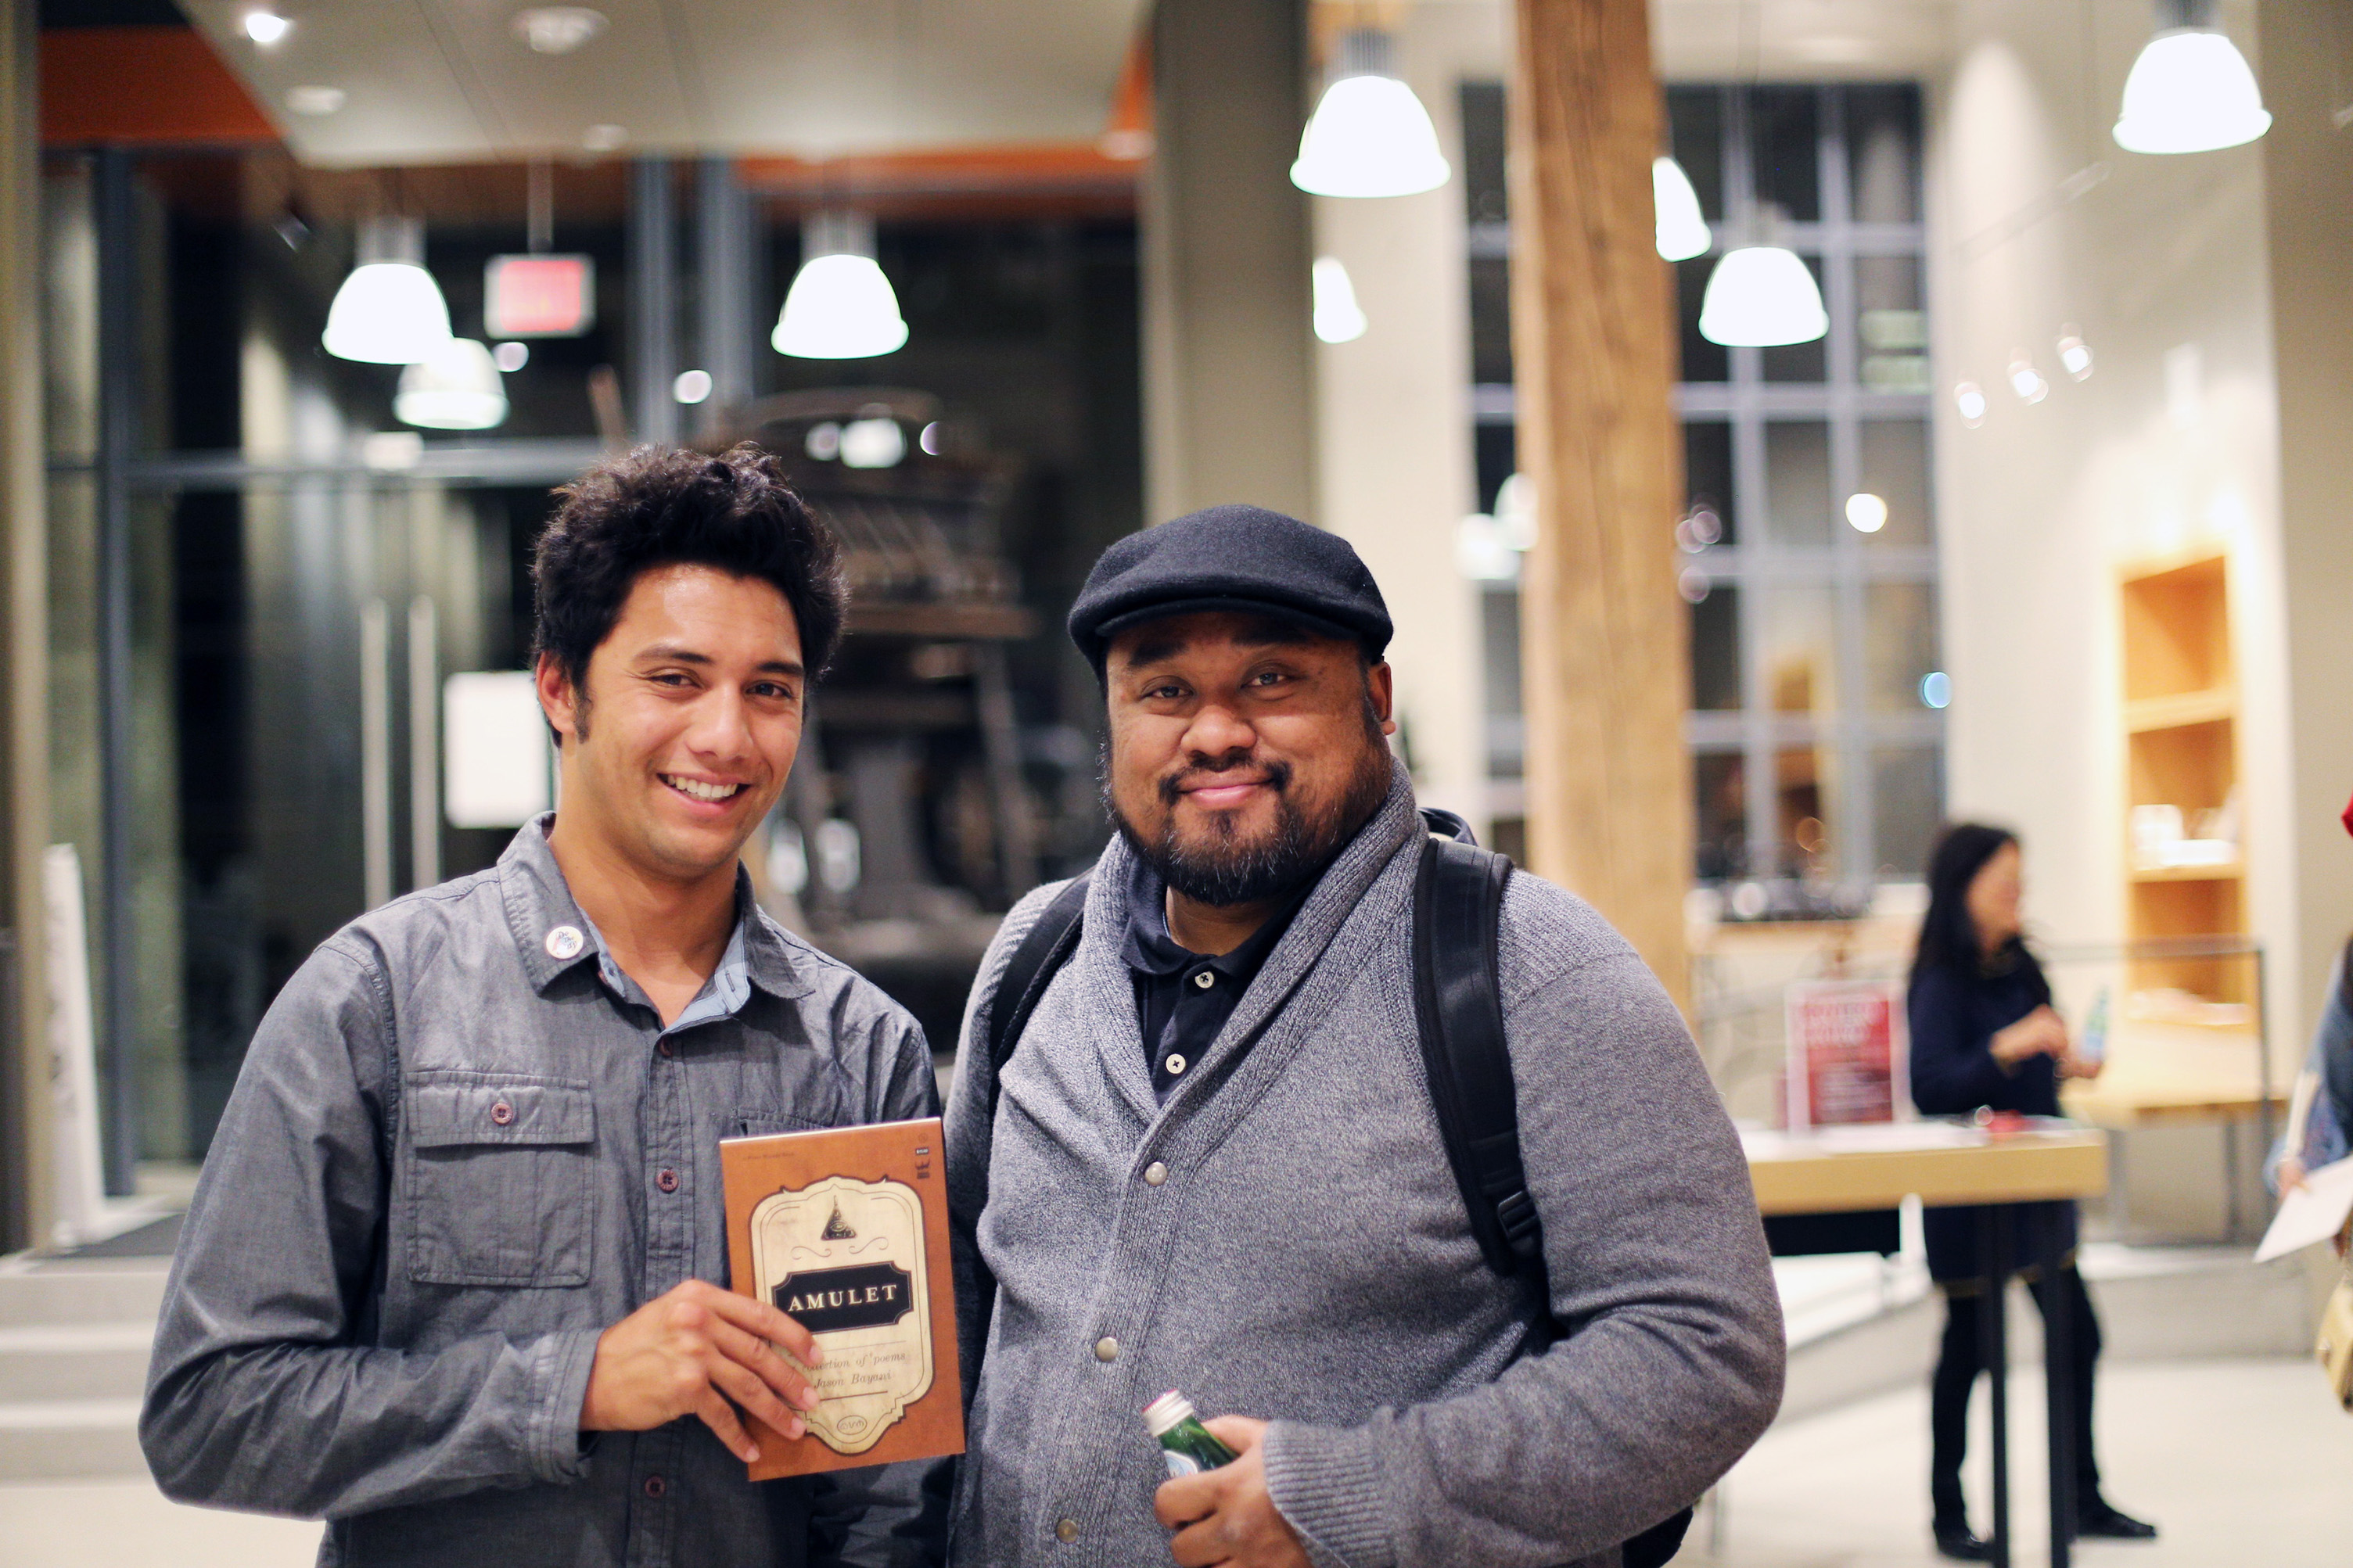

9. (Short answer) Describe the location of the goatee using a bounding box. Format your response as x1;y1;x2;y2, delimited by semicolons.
1108;743;1395;908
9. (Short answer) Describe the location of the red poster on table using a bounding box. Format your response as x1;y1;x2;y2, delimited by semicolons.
1784;980;1909;1131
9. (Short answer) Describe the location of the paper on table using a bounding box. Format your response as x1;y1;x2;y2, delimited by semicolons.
2254;1156;2353;1264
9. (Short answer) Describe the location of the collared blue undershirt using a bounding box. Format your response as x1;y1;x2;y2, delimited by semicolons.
577;905;754;1034
1119;854;1312;1103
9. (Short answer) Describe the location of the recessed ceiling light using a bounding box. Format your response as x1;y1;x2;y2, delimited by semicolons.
513;6;607;55
580;124;627;152
244;12;290;45
286;85;345;116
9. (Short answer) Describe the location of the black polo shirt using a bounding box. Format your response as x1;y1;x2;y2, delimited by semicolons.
1119;856;1312;1103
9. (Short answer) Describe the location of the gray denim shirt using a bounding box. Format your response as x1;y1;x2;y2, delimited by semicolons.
141;818;940;1568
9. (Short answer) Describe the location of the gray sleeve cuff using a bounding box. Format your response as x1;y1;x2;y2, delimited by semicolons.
524;1328;605;1485
1260;1419;1396;1568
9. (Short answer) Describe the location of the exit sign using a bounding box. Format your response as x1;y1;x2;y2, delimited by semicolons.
484;254;595;338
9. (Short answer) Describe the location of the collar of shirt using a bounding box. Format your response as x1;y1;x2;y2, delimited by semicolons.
497;813;811;1028
1118;851;1309;992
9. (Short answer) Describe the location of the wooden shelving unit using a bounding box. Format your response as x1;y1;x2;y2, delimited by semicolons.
2118;547;2245;1006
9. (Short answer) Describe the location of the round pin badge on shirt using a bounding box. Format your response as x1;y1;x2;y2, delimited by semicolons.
544;924;585;960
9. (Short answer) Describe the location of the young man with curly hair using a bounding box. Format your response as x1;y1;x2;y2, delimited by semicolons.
142;445;939;1567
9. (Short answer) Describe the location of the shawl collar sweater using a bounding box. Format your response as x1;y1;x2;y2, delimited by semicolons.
943;770;1784;1567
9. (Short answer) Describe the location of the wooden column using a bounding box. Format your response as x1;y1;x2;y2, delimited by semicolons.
1507;0;1690;1010
0;0;49;1249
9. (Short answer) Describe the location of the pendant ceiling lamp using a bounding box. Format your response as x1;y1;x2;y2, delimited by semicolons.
1312;257;1368;343
1697;210;1825;347
2112;0;2270;154
1290;29;1450;199
773;211;907;360
1652;156;1712;261
396;338;508;430
324;216;454;364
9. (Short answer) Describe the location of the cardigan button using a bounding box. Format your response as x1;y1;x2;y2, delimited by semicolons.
1143;1162;1168;1186
1055;1519;1080;1544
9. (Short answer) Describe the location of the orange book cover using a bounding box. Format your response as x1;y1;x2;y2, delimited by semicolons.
720;1116;964;1480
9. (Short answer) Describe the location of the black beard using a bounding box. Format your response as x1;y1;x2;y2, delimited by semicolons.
1106;743;1393;908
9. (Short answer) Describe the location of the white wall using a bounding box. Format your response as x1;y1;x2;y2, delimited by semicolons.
2257;0;2353;1060
1928;0;2303;1053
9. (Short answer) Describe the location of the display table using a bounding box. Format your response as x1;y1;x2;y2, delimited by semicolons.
1744;1124;2110;1568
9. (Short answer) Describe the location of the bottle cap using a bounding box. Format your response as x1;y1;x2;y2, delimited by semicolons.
1141;1390;1194;1437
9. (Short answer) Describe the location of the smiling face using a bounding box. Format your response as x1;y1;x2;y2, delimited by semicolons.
537;562;804;886
1104;609;1396;907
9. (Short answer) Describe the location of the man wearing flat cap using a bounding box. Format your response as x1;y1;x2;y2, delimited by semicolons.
943;504;1784;1567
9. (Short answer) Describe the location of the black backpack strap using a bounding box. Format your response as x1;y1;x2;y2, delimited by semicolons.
984;872;1093;1105
1410;830;1693;1568
1411;833;1539;1281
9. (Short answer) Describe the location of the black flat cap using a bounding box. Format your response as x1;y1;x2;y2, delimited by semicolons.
1067;504;1392;671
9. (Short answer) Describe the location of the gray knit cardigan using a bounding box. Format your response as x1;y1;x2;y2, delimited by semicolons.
943;771;1784;1567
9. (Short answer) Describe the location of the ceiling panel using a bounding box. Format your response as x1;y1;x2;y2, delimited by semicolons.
178;0;1147;166
1653;1;1958;80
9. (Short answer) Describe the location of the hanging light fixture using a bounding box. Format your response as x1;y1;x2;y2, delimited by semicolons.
2006;350;2050;404
323;216;454;364
1312;257;1368;343
1291;29;1450;199
2057;326;2096;381
394;338;508;430
1652;156;1712;261
1697;208;1826;347
773;212;907;360
2112;0;2271;154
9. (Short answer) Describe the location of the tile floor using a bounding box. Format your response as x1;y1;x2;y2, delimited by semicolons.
1687;1357;2353;1567
0;1358;2344;1566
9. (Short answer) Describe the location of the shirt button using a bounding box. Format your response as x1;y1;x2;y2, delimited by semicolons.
643;1474;667;1499
1191;970;1214;989
489;1100;515;1126
1164;1053;1188;1077
545;924;585;960
1093;1336;1119;1362
1055;1519;1080;1544
658;1039;674;1058
657;1168;680;1193
1143;1161;1168;1186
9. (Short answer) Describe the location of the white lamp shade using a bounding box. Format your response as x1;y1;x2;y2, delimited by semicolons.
1652;156;1712;261
395;338;507;430
1312;257;1367;343
1697;246;1828;347
2114;28;2271;153
323;260;453;364
1291;74;1451;199
773;253;908;360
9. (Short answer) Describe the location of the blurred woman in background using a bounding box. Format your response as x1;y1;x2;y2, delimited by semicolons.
1909;823;2157;1560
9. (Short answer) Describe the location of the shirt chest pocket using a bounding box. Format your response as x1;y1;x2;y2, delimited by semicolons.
404;1075;595;1288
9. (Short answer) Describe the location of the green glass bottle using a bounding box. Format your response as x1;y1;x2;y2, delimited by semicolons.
1142;1390;1238;1479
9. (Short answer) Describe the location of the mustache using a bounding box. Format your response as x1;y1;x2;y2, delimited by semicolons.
1156;751;1292;808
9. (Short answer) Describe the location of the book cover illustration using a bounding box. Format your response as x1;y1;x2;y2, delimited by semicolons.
720;1116;963;1479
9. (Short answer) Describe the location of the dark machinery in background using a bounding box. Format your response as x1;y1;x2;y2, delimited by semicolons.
728;388;1049;1052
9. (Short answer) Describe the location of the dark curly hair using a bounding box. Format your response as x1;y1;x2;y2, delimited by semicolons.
531;444;847;732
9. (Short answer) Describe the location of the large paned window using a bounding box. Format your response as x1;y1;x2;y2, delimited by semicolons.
1461;82;1943;895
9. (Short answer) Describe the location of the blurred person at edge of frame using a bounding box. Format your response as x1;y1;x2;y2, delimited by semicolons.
2265;789;2353;1253
1907;823;2158;1562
